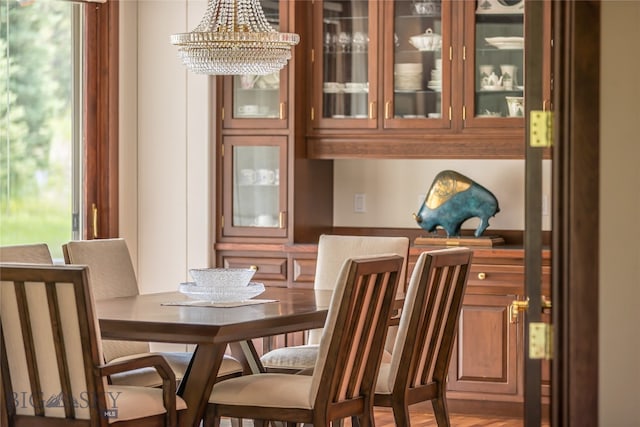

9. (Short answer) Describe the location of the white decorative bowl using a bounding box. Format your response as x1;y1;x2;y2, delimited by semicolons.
409;29;442;51
179;281;265;302
189;268;256;288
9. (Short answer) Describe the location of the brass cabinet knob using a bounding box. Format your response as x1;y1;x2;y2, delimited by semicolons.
249;265;258;271
477;272;486;280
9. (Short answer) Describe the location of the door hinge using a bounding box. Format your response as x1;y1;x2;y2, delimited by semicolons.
311;48;315;63
311;107;315;121
462;106;466;121
462;45;466;61
221;107;225;121
220;215;224;228
221;144;224;157
529;322;553;360
530;110;554;147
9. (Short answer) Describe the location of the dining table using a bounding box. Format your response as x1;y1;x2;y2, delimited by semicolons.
95;286;332;427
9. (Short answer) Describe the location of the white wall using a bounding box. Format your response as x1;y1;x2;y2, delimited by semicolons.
599;2;640;424
119;0;210;295
333;159;552;231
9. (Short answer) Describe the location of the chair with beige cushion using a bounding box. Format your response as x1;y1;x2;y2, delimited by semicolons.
0;263;187;426
260;234;410;373
204;254;404;427
62;238;243;387
0;242;54;264
367;247;473;427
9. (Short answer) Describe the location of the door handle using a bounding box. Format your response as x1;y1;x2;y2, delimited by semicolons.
511;297;553;323
510;298;529;323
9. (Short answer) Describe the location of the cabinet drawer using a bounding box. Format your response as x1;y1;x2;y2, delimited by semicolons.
221;256;287;285
468;264;524;286
291;257;316;287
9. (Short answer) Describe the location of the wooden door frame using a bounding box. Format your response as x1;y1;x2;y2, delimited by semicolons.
551;1;600;425
84;0;119;239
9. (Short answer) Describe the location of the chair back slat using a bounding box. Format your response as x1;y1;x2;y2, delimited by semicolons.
13;280;45;416
46;284;77;418
0;264;108;422
311;255;403;411
416;264;457;386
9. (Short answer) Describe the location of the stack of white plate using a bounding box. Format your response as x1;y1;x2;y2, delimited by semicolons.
427;60;442;92
394;63;423;91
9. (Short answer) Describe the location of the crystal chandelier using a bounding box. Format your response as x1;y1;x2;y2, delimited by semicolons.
170;0;300;75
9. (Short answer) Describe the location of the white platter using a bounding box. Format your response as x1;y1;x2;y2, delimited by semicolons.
179;281;265;302
485;36;524;50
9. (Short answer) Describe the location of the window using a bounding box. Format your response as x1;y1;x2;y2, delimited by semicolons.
1;0;118;259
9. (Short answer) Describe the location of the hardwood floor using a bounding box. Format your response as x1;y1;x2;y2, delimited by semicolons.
217;406;544;426
367;408;527;427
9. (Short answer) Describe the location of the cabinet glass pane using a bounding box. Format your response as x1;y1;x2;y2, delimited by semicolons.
322;0;369;119
393;0;442;119
232;0;281;119
474;4;524;118
232;146;280;228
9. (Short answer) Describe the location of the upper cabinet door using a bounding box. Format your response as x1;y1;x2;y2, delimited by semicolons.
222;0;290;129
221;135;288;239
311;0;379;129
462;0;525;128
382;0;453;129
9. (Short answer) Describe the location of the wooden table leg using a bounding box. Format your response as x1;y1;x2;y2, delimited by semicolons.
229;340;265;374
177;344;226;427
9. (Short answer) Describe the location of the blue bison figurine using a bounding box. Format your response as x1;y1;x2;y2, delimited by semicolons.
413;170;500;237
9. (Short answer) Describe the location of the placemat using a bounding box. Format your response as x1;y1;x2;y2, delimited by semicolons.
161;299;277;308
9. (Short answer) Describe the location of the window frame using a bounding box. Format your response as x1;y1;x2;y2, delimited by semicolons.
84;0;118;239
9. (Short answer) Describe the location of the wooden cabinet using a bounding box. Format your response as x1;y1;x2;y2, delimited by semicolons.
215;0;334;245
448;293;520;397
305;0;551;159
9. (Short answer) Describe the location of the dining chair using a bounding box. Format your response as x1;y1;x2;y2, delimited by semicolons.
0;263;187;426
203;254;404;427
62;238;243;387
0;243;55;427
365;247;473;427
260;234;410;373
0;242;54;264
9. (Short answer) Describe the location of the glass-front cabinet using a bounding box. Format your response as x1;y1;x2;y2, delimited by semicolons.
221;135;287;238
383;0;451;129
310;0;530;134
222;0;289;129
463;0;525;128
311;0;378;129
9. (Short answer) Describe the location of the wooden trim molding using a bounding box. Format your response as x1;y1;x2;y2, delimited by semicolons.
84;0;119;238
552;0;600;425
